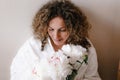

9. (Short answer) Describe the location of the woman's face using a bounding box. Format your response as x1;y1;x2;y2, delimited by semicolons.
48;17;69;47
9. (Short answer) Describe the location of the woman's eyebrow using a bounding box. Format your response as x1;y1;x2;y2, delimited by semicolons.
48;26;66;29
48;26;53;29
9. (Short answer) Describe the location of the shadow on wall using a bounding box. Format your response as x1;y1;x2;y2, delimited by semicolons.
73;0;120;80
89;18;120;80
85;6;120;80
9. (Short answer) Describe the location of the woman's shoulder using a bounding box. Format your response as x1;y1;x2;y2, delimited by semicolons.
21;36;42;51
86;38;97;55
26;36;42;46
10;37;43;80
14;36;42;61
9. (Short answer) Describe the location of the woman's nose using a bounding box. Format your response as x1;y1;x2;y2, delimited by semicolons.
54;31;60;39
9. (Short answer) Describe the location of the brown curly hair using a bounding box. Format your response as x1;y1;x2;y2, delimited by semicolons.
32;0;91;51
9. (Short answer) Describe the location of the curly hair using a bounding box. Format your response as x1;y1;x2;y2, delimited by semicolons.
32;0;91;51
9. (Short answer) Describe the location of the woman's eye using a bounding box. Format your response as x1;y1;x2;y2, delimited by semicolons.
59;29;66;32
48;28;54;31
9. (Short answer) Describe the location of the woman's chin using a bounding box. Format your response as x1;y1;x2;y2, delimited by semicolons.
54;42;64;46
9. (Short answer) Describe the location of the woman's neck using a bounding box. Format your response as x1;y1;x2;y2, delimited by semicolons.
54;45;62;51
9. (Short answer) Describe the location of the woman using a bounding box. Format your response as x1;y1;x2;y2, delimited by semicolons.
10;0;101;80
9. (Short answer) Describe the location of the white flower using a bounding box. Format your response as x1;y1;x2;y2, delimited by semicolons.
62;44;71;53
32;50;73;80
32;44;88;80
62;44;86;57
62;44;87;64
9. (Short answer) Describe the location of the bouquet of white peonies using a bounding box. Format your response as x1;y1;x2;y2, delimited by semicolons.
32;44;88;80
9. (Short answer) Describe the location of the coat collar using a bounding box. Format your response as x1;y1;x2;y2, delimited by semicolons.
45;37;56;54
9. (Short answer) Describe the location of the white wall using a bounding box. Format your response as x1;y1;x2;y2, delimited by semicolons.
0;0;120;80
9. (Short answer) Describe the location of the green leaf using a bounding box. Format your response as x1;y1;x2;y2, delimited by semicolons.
66;69;77;80
84;55;88;64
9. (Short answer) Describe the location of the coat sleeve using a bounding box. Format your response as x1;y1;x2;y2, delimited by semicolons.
10;41;31;80
10;38;40;80
74;39;102;80
82;44;101;80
